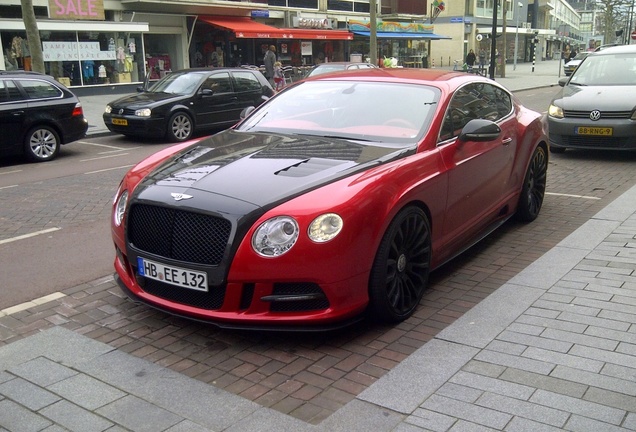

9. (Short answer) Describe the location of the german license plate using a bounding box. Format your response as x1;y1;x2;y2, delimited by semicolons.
576;126;612;136
137;257;208;292
112;118;128;126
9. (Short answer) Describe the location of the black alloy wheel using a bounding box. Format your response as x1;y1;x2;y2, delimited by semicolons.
368;206;431;323
25;125;60;162
516;145;548;222
166;112;193;142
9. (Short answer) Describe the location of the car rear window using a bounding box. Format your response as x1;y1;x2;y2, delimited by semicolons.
19;79;63;100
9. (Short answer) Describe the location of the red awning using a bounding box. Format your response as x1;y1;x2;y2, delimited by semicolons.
198;16;353;40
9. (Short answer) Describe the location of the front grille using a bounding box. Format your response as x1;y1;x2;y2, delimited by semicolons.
138;276;225;310
550;133;633;149
113;108;137;116
563;110;633;119
128;204;232;266
269;283;330;312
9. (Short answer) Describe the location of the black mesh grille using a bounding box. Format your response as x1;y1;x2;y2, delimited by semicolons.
128;204;232;265
270;283;330;312
138;275;225;310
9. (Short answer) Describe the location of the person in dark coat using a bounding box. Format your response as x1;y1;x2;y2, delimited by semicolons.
466;49;476;68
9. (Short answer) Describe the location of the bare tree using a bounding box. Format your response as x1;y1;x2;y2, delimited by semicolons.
21;0;44;73
596;0;632;42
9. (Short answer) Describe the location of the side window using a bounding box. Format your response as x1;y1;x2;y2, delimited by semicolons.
232;71;261;92
0;79;24;103
439;83;510;142
204;72;233;94
19;79;62;100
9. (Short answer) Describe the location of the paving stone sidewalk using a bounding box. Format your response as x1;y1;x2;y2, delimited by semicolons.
1;181;634;431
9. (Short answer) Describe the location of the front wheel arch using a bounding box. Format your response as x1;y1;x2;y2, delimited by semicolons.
367;205;432;323
165;110;194;142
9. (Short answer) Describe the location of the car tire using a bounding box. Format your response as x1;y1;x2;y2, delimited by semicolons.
368;206;431;323
516;145;548;222
549;146;566;154
166;112;193;142
24;125;60;162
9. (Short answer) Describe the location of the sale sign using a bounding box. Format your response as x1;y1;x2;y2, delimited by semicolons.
48;0;105;21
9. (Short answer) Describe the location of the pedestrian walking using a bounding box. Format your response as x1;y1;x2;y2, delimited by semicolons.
466;49;476;68
263;45;277;86
478;48;486;69
421;47;429;68
273;61;284;91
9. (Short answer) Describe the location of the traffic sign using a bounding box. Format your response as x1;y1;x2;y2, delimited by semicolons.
631;30;636;40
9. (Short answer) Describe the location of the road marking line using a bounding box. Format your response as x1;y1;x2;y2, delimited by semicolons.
0;170;22;175
80;153;130;162
0;292;66;317
99;147;141;154
76;141;127;150
0;185;19;190
546;192;601;200
0;227;61;245
85;164;135;174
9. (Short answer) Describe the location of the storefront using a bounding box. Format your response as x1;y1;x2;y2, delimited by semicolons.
348;19;451;67
191;16;353;68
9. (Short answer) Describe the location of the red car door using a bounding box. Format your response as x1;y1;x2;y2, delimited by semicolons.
438;83;517;254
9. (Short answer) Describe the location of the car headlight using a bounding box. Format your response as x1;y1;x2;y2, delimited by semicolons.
631;111;636;121
135;108;152;117
308;213;343;243
105;105;112;114
114;190;128;227
548;104;564;119
252;216;299;257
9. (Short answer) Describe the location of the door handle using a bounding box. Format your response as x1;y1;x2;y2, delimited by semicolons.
502;137;513;146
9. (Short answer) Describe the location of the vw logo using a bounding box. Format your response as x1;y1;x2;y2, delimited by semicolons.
589;110;601;121
171;193;193;201
118;108;124;115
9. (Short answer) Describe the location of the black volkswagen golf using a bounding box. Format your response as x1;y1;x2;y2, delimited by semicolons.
103;68;274;142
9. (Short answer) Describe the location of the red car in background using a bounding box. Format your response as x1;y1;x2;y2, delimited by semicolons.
111;69;548;330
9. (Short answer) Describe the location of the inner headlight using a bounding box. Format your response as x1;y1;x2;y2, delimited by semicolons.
135;108;152;117
252;216;299;257
114;190;128;227
105;105;112;114
308;213;343;243
548;104;564;119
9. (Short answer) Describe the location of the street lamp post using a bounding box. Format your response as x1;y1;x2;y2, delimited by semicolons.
513;2;523;71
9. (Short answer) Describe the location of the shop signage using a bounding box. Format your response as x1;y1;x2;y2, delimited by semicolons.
348;19;434;34
297;18;332;29
42;41;115;61
251;10;269;18
48;0;105;21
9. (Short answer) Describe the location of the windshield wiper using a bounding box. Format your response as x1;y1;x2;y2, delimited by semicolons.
568;81;587;86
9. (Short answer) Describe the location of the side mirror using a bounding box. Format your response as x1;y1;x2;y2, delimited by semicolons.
558;77;569;87
136;86;144;93
201;88;214;96
241;106;256;119
458;119;501;142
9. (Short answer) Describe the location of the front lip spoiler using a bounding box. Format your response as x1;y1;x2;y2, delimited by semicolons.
114;274;365;333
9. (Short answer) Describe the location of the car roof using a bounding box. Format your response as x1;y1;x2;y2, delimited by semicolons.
306;67;495;92
590;44;636;56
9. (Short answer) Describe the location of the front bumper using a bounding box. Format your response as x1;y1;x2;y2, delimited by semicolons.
103;114;166;138
548;117;636;151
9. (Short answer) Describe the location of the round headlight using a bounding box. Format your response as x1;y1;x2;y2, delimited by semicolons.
308;213;343;243
114;190;128;227
105;105;112;114
252;216;299;257
548;104;563;119
135;108;152;117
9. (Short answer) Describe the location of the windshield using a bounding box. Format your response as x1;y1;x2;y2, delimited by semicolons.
308;65;347;77
148;71;206;95
236;81;439;145
569;52;636;86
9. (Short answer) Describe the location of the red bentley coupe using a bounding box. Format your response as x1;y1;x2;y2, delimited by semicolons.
111;68;548;330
